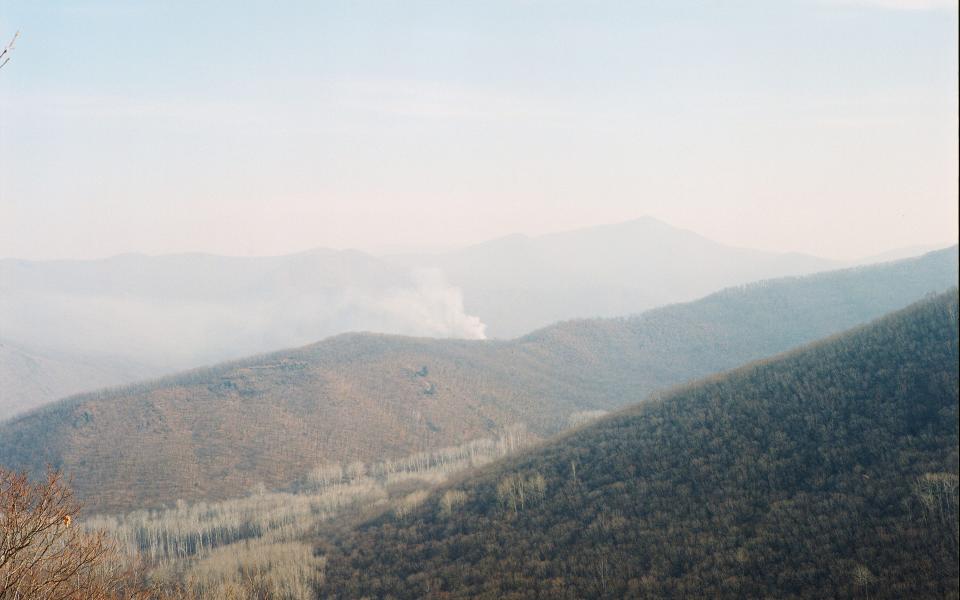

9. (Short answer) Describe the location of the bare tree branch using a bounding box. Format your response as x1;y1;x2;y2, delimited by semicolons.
0;30;20;71
0;466;154;599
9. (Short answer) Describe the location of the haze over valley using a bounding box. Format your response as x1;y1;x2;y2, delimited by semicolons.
2;217;949;420
0;1;957;598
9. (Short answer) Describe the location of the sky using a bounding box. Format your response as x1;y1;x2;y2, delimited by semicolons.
0;0;957;261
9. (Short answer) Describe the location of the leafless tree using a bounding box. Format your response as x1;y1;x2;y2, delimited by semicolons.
0;467;148;599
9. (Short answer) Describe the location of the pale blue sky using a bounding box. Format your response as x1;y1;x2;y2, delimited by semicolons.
1;0;957;260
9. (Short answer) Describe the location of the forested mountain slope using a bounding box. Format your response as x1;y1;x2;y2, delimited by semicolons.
320;289;960;600
0;248;955;512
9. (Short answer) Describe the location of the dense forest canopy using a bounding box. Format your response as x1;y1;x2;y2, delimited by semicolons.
320;290;960;599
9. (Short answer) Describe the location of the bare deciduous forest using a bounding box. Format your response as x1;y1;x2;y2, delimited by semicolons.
77;425;535;598
0;249;955;513
318;291;960;599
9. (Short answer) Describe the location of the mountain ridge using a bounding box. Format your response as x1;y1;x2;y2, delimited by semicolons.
2;218;943;418
0;247;955;512
387;216;844;338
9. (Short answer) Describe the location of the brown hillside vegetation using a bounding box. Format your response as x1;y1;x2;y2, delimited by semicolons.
320;289;960;599
0;248;956;512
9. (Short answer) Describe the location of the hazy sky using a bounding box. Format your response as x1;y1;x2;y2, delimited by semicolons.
1;0;957;261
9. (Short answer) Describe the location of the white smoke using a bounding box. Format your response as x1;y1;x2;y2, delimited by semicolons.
0;260;488;377
375;269;487;340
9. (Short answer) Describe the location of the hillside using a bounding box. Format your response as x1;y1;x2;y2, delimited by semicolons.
1;218;841;416
0;248;488;419
0;248;955;512
320;290;960;600
389;216;841;338
0;340;159;420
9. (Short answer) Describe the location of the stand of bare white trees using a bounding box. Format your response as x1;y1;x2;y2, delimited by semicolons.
913;472;959;560
80;422;542;598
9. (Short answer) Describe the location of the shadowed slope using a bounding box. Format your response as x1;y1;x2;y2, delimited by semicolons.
321;289;960;599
